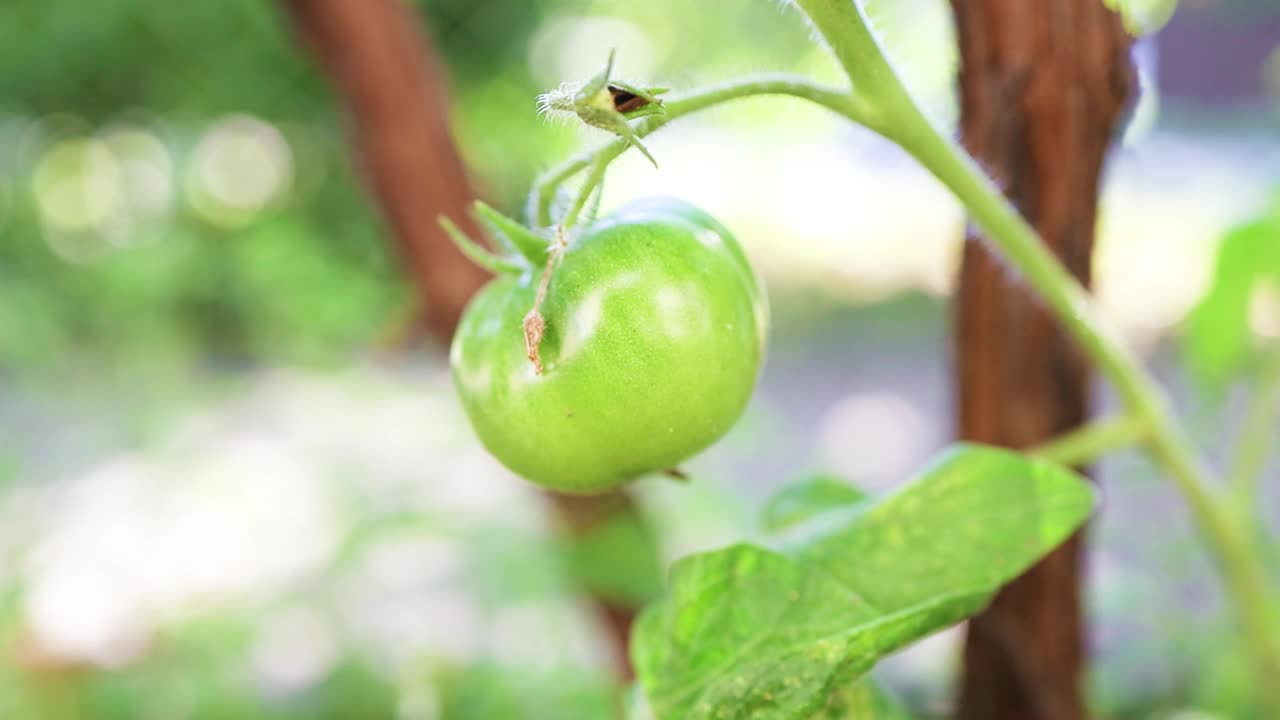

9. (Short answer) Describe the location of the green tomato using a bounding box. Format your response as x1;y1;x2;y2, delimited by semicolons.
450;198;768;494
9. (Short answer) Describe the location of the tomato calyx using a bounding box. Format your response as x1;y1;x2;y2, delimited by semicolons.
438;215;524;276
536;50;667;168
474;200;549;266
437;201;551;276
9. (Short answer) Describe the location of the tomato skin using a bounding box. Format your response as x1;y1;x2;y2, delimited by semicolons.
450;198;768;494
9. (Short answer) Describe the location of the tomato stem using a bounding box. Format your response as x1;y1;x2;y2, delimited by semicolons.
790;0;1280;709
880;91;1280;712
561;155;610;229
528;75;866;228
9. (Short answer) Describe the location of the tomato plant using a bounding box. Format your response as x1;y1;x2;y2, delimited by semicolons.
433;0;1280;717
448;198;768;494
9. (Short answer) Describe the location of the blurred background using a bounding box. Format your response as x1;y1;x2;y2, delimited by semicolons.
1;0;1278;717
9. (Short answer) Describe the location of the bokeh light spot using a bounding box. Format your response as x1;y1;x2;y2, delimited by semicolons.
32;137;122;234
101;125;174;226
818;391;928;487
187;114;293;227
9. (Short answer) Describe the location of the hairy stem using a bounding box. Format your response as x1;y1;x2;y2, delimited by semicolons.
560;155;609;229
790;0;1280;710
529;75;866;227
884;81;1280;715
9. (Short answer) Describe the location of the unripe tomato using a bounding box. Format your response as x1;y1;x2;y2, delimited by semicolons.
450;198;768;494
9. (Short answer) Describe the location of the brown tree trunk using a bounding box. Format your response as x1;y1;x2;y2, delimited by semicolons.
949;3;1134;719
281;0;647;679
281;0;487;339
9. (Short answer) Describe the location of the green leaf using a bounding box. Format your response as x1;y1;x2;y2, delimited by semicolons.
633;445;1094;720
1184;216;1280;389
810;679;914;720
1102;0;1178;36
636;543;971;720
762;474;869;533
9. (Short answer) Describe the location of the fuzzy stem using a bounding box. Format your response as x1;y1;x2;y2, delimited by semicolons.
790;0;1280;709
864;69;1280;716
561;155;610;229
529;74;867;227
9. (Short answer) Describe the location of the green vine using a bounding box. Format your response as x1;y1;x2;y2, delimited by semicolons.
527;75;867;228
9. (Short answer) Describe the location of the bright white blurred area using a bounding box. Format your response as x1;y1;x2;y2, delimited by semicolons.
27;107;1274;349
601;116;1278;354
2;367;621;681
15;14;1276;349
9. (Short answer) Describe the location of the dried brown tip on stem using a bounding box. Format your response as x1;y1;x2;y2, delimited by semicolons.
609;85;656;114
523;309;546;375
664;468;690;482
522;229;565;376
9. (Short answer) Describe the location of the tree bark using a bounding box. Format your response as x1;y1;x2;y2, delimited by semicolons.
949;3;1134;719
281;0;648;679
281;0;487;339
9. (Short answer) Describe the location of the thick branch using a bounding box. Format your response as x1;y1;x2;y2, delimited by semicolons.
947;3;1133;719
280;0;655;680
282;0;488;338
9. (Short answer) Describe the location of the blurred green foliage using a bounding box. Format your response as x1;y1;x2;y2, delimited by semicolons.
1182;194;1280;390
434;663;617;719
0;0;833;388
